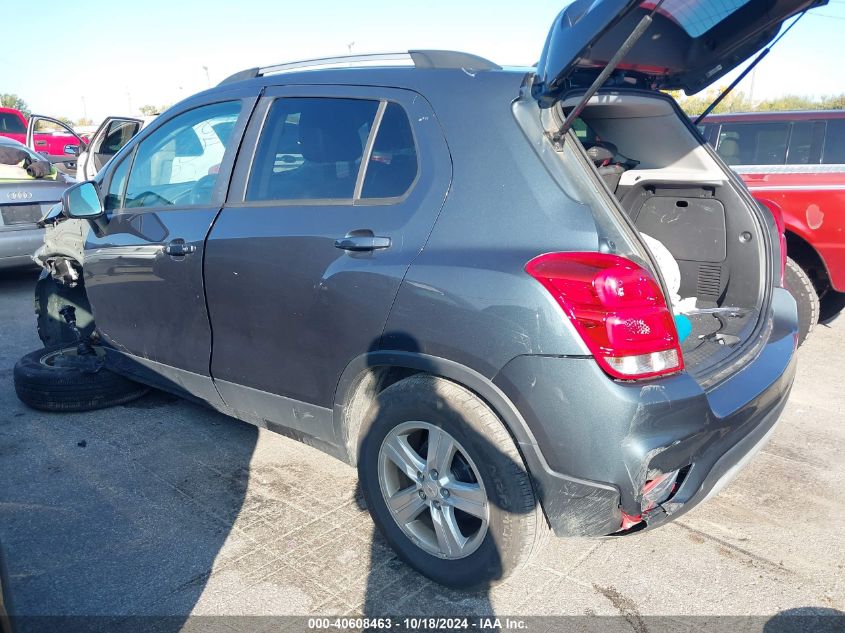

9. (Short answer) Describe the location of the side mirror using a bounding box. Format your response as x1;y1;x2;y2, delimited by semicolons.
64;144;80;156
62;182;104;219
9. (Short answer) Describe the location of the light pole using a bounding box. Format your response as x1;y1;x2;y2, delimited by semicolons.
202;65;210;87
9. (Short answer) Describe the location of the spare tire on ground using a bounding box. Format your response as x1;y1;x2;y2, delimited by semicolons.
13;346;148;412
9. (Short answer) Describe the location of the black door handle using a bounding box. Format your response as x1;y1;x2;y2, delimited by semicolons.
164;239;196;256
334;233;391;252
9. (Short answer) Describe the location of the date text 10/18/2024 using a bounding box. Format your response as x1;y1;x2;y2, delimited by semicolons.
308;617;529;630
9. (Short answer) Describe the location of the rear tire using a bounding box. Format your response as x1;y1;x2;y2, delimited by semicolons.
357;374;548;588
784;257;819;346
14;346;149;412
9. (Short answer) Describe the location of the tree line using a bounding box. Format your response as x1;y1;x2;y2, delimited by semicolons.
4;90;845;127
669;89;845;116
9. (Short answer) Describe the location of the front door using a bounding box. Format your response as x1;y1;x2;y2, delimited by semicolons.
83;94;255;403
82;117;143;180
204;85;451;436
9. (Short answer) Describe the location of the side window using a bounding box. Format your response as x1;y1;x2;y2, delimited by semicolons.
823;119;845;164
701;124;719;146
717;122;789;166
360;103;418;199
247;97;379;202
786;122;814;165
104;155;130;212
572;118;597;143
123;101;240;209
96;120;141;157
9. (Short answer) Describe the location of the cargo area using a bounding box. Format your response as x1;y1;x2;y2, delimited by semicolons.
563;92;769;375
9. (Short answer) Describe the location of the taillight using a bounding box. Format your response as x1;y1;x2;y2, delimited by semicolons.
526;252;683;380
758;198;787;286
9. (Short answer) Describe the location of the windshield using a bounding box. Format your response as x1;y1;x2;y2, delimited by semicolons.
643;0;751;37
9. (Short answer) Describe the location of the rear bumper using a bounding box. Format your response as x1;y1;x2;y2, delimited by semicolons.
0;226;42;269
493;287;798;537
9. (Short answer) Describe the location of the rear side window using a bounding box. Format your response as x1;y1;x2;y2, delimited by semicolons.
360;103;418;199
786;121;814;165
823;119;845;164
247;98;379;201
246;98;419;203
717;122;789;165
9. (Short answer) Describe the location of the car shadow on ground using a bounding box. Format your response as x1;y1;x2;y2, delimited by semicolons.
2;393;259;633
0;269;259;632
2;270;518;628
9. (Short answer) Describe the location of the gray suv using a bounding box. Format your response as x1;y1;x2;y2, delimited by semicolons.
18;0;817;588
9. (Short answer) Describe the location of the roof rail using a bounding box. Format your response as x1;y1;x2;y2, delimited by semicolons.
217;50;500;86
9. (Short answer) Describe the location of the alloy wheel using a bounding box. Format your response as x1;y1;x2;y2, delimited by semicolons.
377;421;489;560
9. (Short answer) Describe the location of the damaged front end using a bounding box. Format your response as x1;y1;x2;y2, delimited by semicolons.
33;211;97;349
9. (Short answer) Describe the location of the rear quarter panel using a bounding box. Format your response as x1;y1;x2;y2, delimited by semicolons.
741;169;845;290
383;72;599;376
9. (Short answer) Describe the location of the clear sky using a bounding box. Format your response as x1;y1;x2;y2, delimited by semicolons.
3;0;845;122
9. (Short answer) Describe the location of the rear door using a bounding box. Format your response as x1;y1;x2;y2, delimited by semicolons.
82;92;256;404
204;85;451;432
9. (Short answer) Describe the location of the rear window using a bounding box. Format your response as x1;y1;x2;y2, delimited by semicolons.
644;0;750;37
823;119;845;164
0;112;26;134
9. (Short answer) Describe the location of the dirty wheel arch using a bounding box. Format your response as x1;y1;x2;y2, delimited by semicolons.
35;267;97;348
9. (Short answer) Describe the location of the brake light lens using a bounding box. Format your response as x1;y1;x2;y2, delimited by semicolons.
526;252;683;380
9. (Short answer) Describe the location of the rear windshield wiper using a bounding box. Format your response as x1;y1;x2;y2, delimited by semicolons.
554;0;666;141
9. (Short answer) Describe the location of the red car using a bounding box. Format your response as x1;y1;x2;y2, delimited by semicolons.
0;108;84;165
699;110;845;343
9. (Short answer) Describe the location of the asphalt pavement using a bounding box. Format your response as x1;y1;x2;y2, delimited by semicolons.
0;267;843;632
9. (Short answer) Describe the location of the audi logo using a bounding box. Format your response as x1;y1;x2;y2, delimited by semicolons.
7;191;33;200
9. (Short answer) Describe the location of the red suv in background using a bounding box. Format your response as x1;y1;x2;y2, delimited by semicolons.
699;110;845;343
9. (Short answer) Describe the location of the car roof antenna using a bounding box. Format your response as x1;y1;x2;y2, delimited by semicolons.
553;0;667;142
694;11;807;126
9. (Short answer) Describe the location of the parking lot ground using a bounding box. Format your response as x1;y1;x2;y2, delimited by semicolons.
1;267;844;628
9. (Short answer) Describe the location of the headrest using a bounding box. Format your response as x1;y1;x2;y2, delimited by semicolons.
719;139;739;154
719;138;740;164
298;101;369;163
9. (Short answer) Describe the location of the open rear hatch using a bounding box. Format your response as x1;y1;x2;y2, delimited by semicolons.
530;0;825;378
534;0;828;105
